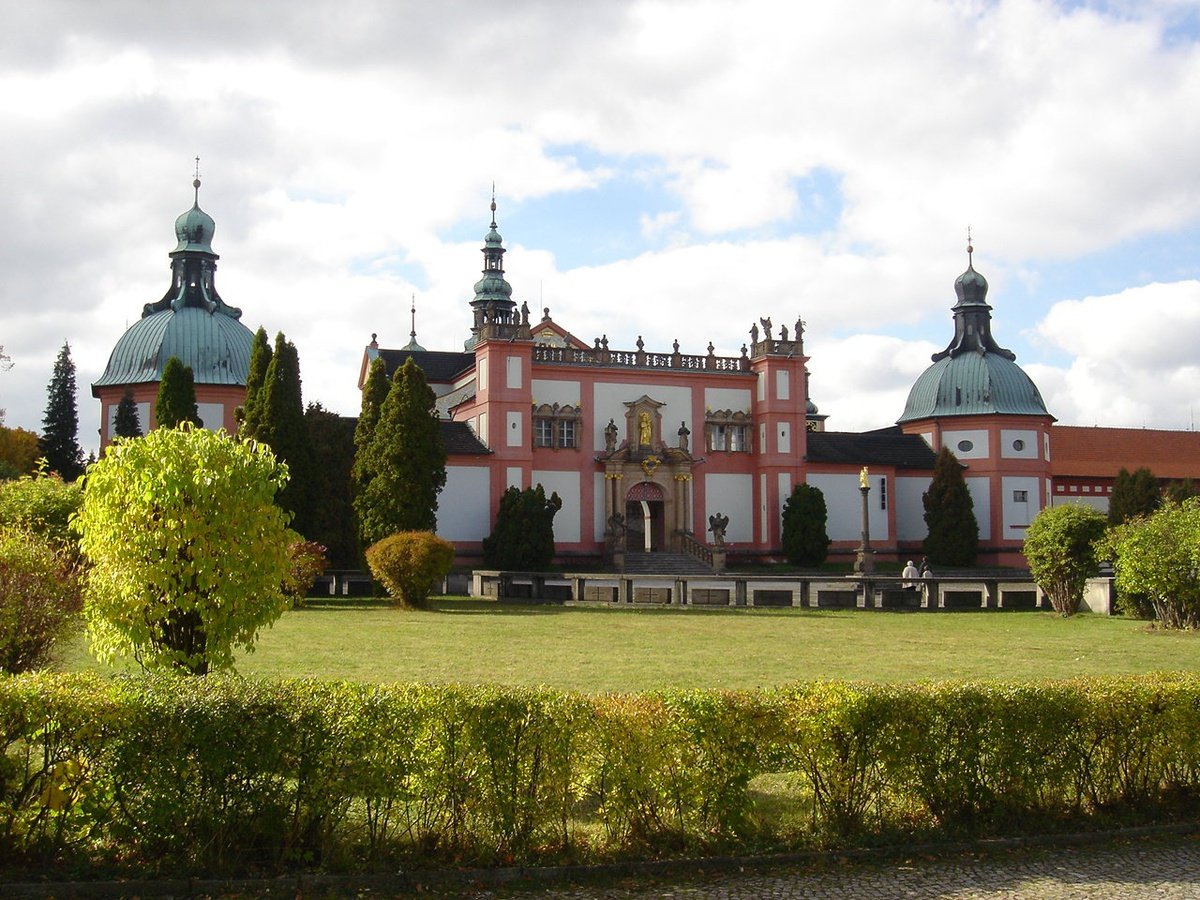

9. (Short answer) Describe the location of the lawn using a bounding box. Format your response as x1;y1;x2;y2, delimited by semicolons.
54;597;1200;691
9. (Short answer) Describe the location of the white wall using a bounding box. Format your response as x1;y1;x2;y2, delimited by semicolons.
532;470;582;542
1001;475;1042;539
704;387;752;413
807;473;888;542
594;473;607;541
107;401;150;439
506;355;522;389
1000;429;1040;460
895;475;930;541
532;378;581;406
944;429;990;460
966;476;992;540
505;410;522;447
705;473;754;544
591;382;693;451
439;466;492;542
197;402;223;431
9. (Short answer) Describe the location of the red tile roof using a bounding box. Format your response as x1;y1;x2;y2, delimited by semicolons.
1052;426;1200;480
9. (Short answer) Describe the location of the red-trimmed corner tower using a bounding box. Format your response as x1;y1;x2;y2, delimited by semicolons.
92;176;254;447
897;244;1054;567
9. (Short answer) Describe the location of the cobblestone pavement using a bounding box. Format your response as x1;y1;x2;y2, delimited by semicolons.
444;833;1200;899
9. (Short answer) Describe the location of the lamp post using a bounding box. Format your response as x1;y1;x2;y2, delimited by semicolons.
854;466;876;574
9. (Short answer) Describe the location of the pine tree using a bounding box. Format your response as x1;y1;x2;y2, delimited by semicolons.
155;357;201;429
305;402;359;568
257;334;315;535
1109;466;1161;525
354;358;447;545
781;483;831;566
238;326;272;438
922;446;978;567
113;389;143;439
39;341;84;480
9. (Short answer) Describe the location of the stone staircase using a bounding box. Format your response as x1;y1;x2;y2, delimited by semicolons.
621;552;713;575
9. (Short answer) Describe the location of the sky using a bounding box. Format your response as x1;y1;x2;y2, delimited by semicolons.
3;0;1200;454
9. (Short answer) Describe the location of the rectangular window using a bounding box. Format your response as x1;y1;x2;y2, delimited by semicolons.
711;425;727;451
879;477;887;510
730;425;746;452
1013;489;1028;502
557;419;576;448
534;418;553;447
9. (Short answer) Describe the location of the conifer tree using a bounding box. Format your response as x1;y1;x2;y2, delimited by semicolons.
482;485;562;570
305;402;359;568
238;326;272;438
354;358;446;545
155;357;201;429
257;334;315;535
113;389;143;439
352;356;390;505
781;483;831;566
1108;466;1161;525
922;446;978;567
39;341;84;480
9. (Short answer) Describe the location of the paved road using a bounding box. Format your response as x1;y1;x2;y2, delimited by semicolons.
444;832;1200;899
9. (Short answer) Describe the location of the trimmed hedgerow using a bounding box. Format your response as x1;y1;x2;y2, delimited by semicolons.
0;673;1198;876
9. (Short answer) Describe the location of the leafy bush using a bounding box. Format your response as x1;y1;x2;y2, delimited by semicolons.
74;425;292;675
1105;498;1200;629
0;527;81;672
282;538;327;604
0;469;83;551
365;531;454;609
1;674;1198;874
1024;504;1108;616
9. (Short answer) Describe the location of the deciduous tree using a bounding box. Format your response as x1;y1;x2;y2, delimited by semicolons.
1024;504;1107;616
781;483;831;566
922;447;978;567
0;425;40;479
75;425;292;675
39;342;84;480
354;358;446;545
1105;498;1200;629
155;356;201;429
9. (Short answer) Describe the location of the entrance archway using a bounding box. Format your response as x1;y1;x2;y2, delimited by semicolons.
625;481;665;552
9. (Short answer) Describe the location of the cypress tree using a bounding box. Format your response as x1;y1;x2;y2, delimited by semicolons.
482;485;562;570
922;446;979;567
257;334;315;535
239;326;272;439
354;358;446;545
155;357;201;429
781;483;831;566
39;341;84;480
113;389;143;439
352;357;390;501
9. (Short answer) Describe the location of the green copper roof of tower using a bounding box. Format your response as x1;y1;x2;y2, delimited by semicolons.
93;178;254;391
897;248;1052;423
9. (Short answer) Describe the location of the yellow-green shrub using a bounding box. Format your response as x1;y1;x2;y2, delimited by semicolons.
365;531;454;609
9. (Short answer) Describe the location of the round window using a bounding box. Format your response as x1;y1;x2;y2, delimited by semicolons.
1013;439;1025;451
957;439;974;452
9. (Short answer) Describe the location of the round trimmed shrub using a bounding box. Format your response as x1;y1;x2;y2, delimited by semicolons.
365;531;454;609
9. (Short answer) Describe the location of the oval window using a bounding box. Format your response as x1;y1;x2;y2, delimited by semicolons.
956;439;974;452
1013;439;1025;451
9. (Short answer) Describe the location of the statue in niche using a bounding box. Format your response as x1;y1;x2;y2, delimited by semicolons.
604;418;618;452
708;512;730;547
678;421;690;452
638;411;652;447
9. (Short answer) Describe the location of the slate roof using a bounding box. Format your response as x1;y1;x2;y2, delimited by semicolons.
342;416;490;457
1052;426;1200;480
377;349;474;383
806;427;939;470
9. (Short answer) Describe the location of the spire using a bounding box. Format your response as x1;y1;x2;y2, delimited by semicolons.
930;236;1015;362
401;293;426;352
465;191;517;348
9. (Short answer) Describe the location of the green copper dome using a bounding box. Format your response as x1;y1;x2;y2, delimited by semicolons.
93;178;254;391
898;248;1051;423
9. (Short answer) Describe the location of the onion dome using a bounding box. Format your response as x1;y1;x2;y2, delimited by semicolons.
465;194;518;349
93;177;254;391
898;244;1051;423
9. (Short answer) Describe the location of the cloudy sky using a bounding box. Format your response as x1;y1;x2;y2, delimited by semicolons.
4;0;1200;453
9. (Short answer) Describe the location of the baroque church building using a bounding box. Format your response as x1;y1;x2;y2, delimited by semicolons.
360;202;1055;568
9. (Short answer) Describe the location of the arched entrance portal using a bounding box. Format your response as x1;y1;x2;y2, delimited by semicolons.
625;481;665;552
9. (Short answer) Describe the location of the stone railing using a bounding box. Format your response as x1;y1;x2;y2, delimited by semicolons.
677;531;716;571
533;343;748;373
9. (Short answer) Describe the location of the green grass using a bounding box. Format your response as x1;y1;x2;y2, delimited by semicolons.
53;598;1200;692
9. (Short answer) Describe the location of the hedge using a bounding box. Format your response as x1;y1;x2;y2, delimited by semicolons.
1;673;1198;876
